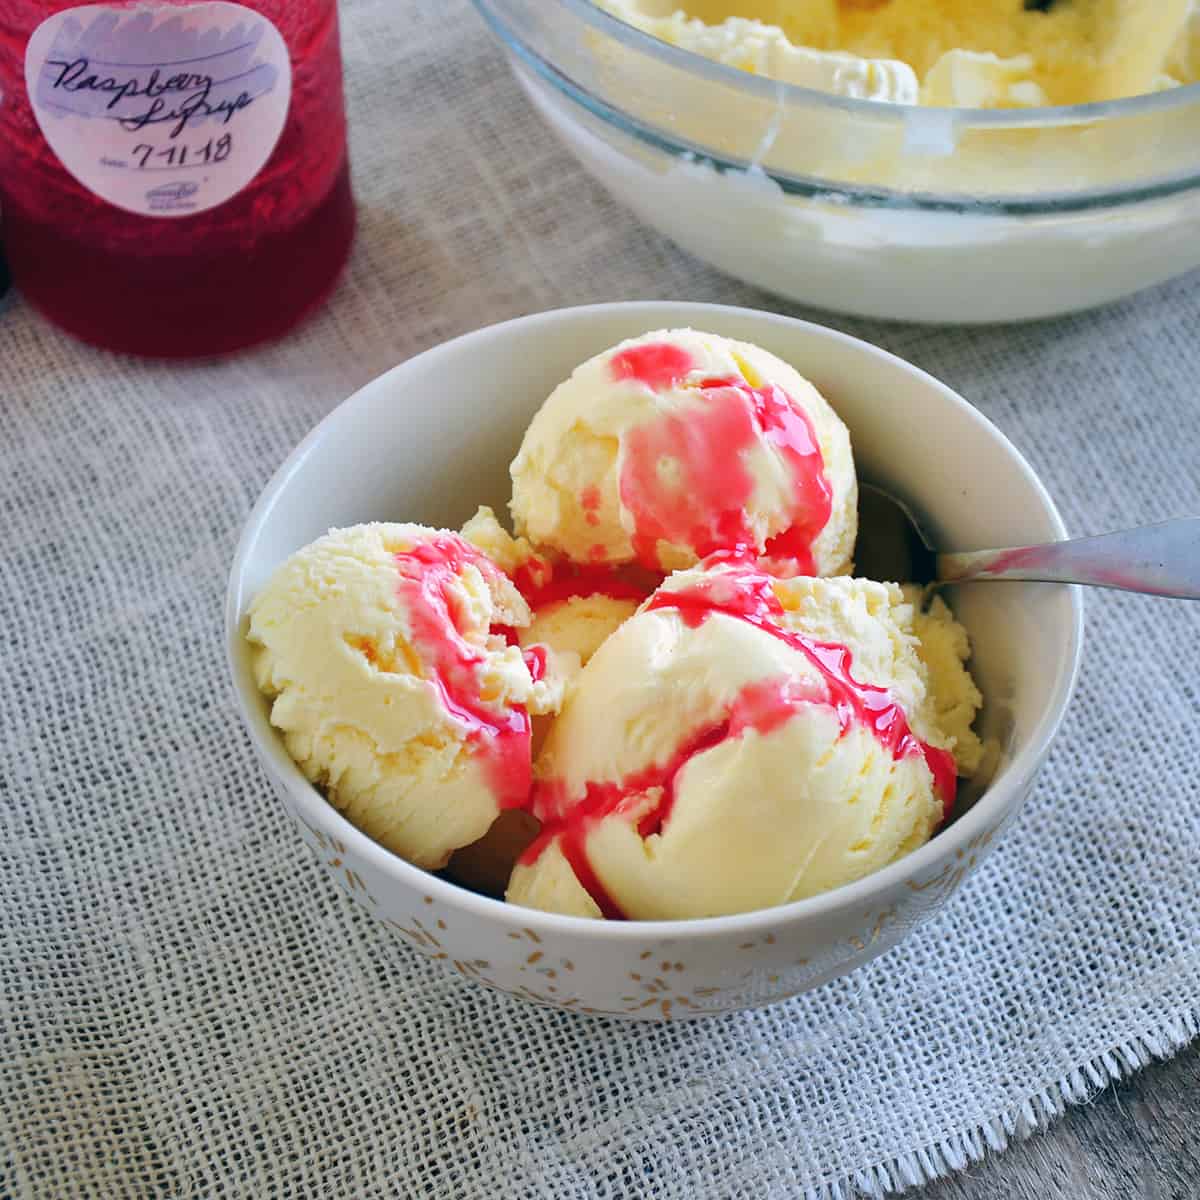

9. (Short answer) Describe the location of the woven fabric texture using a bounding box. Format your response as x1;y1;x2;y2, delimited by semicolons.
3;2;1199;1196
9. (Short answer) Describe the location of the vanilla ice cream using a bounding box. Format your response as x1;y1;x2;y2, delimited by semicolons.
599;0;1198;106
510;329;857;578
599;8;919;101
462;505;646;669
246;523;565;870
507;559;981;920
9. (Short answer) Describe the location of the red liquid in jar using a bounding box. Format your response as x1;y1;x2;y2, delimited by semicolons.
0;0;355;357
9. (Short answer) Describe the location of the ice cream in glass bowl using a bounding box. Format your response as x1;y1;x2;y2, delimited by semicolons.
468;0;1200;323
227;301;1082;1019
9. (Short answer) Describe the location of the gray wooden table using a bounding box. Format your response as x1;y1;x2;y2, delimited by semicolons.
919;1041;1199;1199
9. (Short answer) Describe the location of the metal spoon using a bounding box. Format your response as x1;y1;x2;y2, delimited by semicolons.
856;484;1200;599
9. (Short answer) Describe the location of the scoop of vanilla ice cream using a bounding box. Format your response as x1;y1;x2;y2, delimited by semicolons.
462;505;639;668
520;595;639;667
510;329;856;577
507;561;980;920
247;523;564;870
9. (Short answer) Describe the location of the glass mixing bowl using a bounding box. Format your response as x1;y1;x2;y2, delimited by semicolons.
471;0;1200;322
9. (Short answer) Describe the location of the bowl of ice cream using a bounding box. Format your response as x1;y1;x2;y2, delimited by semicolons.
469;0;1200;323
227;301;1082;1018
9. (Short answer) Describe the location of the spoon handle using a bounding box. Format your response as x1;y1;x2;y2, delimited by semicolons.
937;518;1200;599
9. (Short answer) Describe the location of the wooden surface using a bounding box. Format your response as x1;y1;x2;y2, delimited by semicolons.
919;1040;1199;1200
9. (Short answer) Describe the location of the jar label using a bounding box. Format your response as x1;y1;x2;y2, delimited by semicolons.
24;2;292;218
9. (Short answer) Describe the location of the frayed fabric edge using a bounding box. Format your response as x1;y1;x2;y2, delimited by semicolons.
804;1009;1200;1200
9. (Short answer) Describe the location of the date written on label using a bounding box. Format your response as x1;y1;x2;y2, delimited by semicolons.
132;133;233;169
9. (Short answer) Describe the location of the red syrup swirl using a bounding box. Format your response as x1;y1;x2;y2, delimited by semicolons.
648;559;957;814
522;643;549;683
513;557;660;613
610;345;833;574
522;676;817;920
393;535;537;810
580;485;602;527
610;341;696;390
523;557;957;919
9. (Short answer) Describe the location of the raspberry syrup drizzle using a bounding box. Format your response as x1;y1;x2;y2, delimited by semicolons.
394;535;536;809
611;344;833;573
580;485;603;527
523;677;813;920
611;341;696;390
647;559;957;813
525;558;957;919
522;643;549;683
513;557;659;613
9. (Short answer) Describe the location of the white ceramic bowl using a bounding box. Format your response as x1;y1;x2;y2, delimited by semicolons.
227;302;1083;1020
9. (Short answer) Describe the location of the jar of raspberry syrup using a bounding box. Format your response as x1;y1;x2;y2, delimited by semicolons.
0;0;355;356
